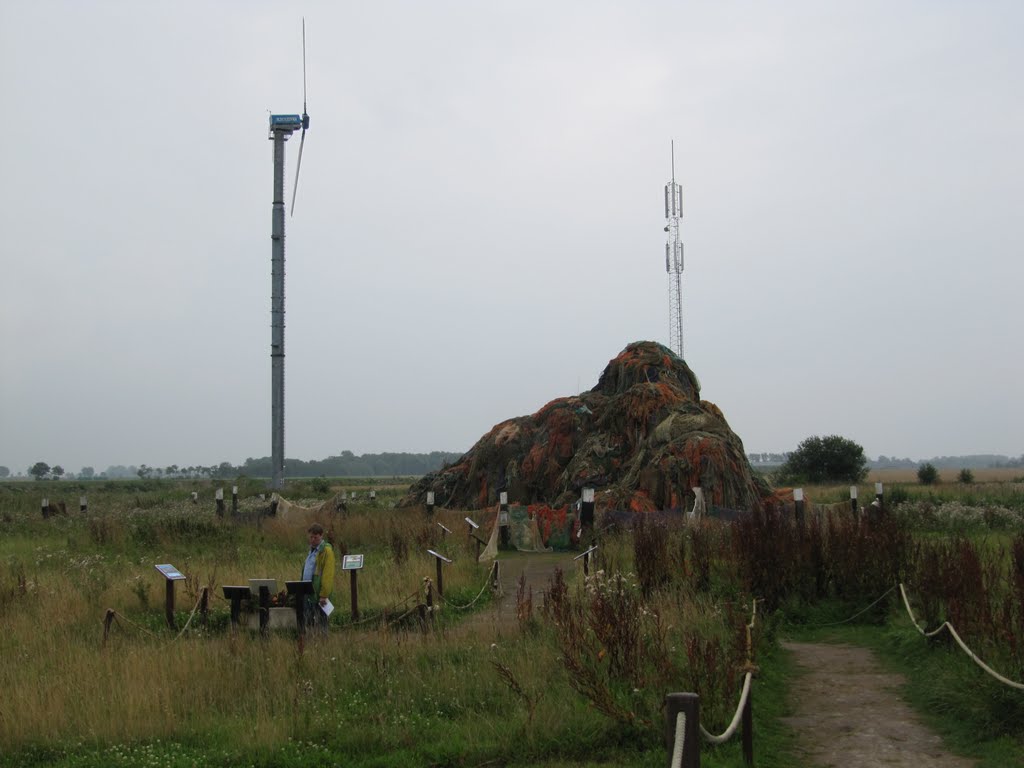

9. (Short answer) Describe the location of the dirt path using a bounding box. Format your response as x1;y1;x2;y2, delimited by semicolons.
459;552;577;631
781;641;976;767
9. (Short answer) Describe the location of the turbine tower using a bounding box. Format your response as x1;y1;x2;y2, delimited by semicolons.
268;21;310;490
664;140;684;358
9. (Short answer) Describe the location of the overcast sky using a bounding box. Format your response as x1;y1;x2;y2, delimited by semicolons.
1;1;1021;474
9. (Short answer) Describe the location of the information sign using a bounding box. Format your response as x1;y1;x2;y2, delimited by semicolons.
573;545;599;561
342;554;364;571
427;549;452;564
155;564;186;580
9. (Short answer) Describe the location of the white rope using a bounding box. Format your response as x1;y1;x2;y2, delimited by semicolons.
171;591;206;642
804;585;896;628
670;711;687;768
898;584;948;638
438;568;495;610
699;672;752;744
899;583;1024;691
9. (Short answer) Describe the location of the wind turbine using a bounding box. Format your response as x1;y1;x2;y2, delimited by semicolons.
268;19;310;490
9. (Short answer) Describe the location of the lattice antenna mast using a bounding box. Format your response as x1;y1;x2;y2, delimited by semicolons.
664;140;684;358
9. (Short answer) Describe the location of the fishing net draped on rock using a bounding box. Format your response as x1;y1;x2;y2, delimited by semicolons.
402;341;771;513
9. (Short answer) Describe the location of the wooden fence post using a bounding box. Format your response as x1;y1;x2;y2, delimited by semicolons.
665;692;700;768
426;491;435;517
794;488;804;529
499;492;510;549
103;609;115;646
80;495;88;514
41;497;49;519
215;488;225;517
849;485;858;516
581;487;595;535
232;485;239;515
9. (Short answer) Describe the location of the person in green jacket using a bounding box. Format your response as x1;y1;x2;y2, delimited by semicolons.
302;522;335;633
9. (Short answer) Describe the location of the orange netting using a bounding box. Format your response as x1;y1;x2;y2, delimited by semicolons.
402;341;771;516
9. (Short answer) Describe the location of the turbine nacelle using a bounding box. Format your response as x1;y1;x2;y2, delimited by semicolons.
269;114;303;137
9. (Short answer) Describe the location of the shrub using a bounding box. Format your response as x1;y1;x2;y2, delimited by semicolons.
777;435;868;484
958;468;975;484
918;463;939;485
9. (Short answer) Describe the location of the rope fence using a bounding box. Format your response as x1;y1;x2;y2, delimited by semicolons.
801;585;897;628
898;583;1024;691
437;562;499;610
699;672;753;745
667;598;759;766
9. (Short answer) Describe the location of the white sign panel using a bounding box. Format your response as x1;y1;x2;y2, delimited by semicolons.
342;554;364;571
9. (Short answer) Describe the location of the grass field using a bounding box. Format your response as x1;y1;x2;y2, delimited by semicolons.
0;481;773;768
2;477;1022;767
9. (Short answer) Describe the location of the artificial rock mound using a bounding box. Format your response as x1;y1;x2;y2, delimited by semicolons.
403;341;770;513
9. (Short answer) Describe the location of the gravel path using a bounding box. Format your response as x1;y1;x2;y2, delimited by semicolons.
781;641;976;767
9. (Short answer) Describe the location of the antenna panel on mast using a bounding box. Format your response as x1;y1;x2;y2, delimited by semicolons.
663;140;685;359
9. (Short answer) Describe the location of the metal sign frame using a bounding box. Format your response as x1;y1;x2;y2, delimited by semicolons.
342;554;365;571
573;545;599;561
427;549;452;564
155;564;186;580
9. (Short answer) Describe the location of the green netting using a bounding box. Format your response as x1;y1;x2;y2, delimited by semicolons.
402;341;772;514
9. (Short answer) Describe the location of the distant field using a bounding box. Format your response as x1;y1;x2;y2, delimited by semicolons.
867;467;1024;484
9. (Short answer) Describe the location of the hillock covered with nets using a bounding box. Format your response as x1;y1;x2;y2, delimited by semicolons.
401;341;772;514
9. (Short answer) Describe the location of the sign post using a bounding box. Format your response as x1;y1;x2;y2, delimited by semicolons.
286;580;314;649
794;488;805;529
427;549;452;597
574;545;598;577
465;517;482;560
342;554;364;620
222;585;252;631
249;579;278;637
426;491;435;517
155;564;186;630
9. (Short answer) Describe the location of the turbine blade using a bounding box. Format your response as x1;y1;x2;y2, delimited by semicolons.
290;129;305;217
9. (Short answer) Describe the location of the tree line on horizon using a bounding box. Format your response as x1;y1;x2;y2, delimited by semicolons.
747;452;1024;470
5;447;1022;482
3;451;464;481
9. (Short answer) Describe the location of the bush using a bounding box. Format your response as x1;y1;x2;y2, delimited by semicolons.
918;463;939;485
777;435;868;484
958;468;975;484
